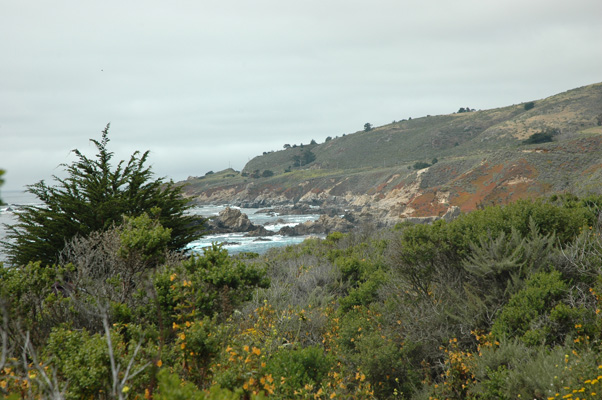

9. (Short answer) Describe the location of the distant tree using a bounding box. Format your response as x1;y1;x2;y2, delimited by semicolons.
283;144;291;149
431;157;438;165
293;144;297;148
292;155;301;167
2;125;204;266
250;169;261;179
596;113;602;126
261;170;274;178
302;150;316;165
310;139;317;145
291;150;316;168
413;161;431;170
325;136;332;142
524;102;535;111
522;128;558;145
364;123;373;132
205;170;214;175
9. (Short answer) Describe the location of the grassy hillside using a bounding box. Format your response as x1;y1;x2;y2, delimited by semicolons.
242;82;602;174
182;82;602;217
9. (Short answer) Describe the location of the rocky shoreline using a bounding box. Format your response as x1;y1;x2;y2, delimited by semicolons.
204;204;461;238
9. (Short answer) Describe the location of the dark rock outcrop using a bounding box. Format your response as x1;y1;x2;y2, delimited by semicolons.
208;207;273;236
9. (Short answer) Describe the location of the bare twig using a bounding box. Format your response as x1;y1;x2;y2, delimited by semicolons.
21;331;67;400
102;311;149;400
0;300;8;372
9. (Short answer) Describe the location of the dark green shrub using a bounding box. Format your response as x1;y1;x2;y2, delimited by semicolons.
355;333;421;399
175;316;222;385
522;128;559;144
158;245;269;321
44;328;111;400
339;271;386;312
524;101;535;111
491;270;567;344
264;345;332;397
412;161;431;170
155;370;266;400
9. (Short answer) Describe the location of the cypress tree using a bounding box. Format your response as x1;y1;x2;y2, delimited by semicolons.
2;124;204;266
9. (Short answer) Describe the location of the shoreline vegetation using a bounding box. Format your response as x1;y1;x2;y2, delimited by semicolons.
4;194;602;399
3;82;602;398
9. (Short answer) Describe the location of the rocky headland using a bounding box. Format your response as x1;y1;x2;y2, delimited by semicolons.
183;82;602;236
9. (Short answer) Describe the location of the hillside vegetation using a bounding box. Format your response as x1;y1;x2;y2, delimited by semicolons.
4;83;602;399
182;82;602;219
4;195;602;399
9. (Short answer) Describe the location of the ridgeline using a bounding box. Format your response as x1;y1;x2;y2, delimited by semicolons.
181;82;602;222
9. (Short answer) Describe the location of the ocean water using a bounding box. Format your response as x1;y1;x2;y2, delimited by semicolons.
0;191;321;260
186;205;322;255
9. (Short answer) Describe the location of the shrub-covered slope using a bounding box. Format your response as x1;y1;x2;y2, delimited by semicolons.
182;82;602;219
5;196;602;399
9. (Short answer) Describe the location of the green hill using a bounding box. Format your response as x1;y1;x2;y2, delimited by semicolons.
181;82;602;218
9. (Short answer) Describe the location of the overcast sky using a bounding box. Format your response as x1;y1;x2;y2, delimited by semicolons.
1;0;601;191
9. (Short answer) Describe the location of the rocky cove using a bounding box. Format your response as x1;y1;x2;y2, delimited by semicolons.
182;168;465;243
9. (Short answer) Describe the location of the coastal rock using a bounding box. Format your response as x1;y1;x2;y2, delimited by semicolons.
208;207;273;236
278;215;354;236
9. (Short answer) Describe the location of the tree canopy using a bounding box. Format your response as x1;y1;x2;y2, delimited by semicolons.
2;124;204;266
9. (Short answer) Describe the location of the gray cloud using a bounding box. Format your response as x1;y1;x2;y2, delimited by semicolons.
1;0;601;190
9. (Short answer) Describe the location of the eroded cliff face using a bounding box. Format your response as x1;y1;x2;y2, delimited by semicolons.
182;78;602;224
182;135;602;225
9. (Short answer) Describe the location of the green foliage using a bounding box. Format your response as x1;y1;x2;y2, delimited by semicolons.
4;194;602;398
412;161;431;170
291;150;316;168
491;270;568;344
118;211;172;266
364;123;372;132
0;261;70;337
174;316;223;386
355;332;421;399
339;270;386;312
2;125;204;266
155;370;208;400
523;128;558;144
468;339;602;399
264;345;332;397
155;370;265;400
44;327;111;400
261;170;274;178
524;101;535;110
158;244;270;322
462;220;559;317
